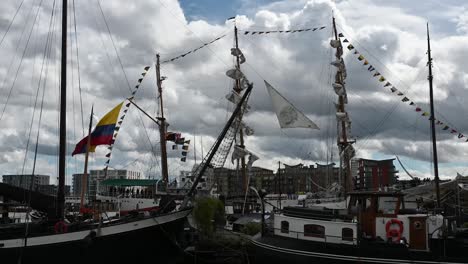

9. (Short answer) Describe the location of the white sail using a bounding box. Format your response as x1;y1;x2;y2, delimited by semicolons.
265;80;319;129
231;145;250;164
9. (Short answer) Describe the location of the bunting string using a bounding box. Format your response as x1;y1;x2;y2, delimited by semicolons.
242;26;326;35
338;33;467;142
161;34;227;64
102;65;152;171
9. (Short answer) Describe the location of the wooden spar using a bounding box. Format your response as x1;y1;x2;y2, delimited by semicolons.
332;16;353;195
127;99;160;125
426;23;441;208
156;54;169;189
234;25;248;195
278;161;282;210
80;106;94;210
57;0;67;220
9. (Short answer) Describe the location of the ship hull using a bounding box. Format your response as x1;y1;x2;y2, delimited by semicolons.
0;208;191;264
248;234;467;264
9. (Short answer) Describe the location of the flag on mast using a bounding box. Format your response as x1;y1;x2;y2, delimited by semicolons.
72;102;124;156
264;80;319;129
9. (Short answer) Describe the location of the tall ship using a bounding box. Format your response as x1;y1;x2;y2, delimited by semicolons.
0;1;250;262
248;14;468;264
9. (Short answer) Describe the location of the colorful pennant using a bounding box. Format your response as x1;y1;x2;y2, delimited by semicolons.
338;32;467;141
162;34;227;63
243;26;326;35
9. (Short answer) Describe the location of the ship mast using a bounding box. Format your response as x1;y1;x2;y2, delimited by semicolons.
332;17;353;195
234;25;248;194
57;0;67;220
426;23;441;208
156;54;169;189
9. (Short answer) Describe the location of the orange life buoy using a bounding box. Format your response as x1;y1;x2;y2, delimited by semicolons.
54;221;68;234
385;218;403;243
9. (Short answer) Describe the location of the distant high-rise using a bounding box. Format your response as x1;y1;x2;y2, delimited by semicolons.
2;174;50;190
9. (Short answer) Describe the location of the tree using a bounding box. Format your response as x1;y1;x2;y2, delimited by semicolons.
193;197;225;237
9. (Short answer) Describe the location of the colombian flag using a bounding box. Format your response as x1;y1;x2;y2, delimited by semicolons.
72;102;124;156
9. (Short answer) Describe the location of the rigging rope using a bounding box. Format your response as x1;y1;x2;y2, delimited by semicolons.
0;0;26;48
72;0;85;136
0;1;37;123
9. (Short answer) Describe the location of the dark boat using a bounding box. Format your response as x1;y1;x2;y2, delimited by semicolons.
249;191;468;264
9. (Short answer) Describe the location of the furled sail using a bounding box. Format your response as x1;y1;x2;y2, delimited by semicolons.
265;80;319;129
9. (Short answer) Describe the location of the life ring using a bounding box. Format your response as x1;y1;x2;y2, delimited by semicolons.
385;218;403;243
54;221;68;234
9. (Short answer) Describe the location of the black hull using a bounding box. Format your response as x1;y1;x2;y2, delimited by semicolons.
248;234;468;264
0;209;191;264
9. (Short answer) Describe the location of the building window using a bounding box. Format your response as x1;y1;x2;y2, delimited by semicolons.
280;221;289;234
304;224;325;238
342;228;353;241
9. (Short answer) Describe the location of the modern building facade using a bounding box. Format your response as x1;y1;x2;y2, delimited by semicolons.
2;174;50;190
351;158;398;191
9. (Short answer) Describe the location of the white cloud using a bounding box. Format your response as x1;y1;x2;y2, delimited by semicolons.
0;0;467;184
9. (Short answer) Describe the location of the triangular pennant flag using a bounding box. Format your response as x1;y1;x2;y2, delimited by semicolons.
181;151;188;156
113;132;118;138
451;129;457;134
379;76;386;82
343;39;349;43
105;153;111;158
397;92;404;96
182;145;189;150
354;50;359;55
402;97;409;102
181;157;186;162
141;72;146;76
458;133;464;138
347;44;354;50
368;66;374;71
185;140;191;144
264;81;319;129
373;72;381;77
244;31;249;35
132;91;136;95
338;33;344;37
105;160;110;164
319;26;326;30
422;112;430;116
443;126;449;130
416;107;422;112
390;87;397;93
124;109;128;113
108;146;113;150
126;103;130;107
384;82;391;87
115;127;120;131
409;102;414;105
358;55;365;61
363;60;369;65
135;85;140;89
138;78;143;83
120;115;125;120
118;121;122;125
172;145;178;150
436;120;443;125
144;66;150;71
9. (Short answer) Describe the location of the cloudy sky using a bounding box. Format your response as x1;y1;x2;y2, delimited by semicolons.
0;0;467;187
